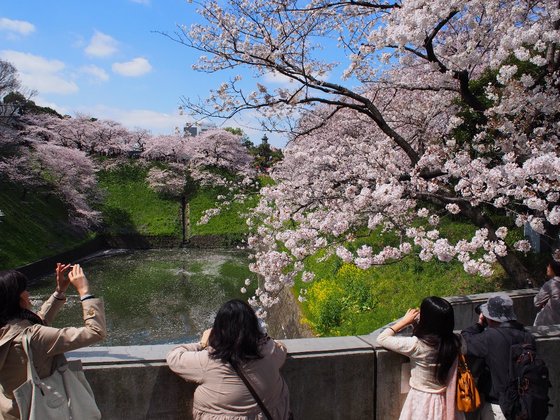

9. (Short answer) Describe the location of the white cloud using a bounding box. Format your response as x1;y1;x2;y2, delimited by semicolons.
0;18;35;36
82;105;190;134
262;69;330;86
80;64;109;82
1;50;63;73
33;97;69;115
0;50;78;94
29;74;79;95
130;0;150;4
85;31;118;57
263;71;294;85
112;57;152;77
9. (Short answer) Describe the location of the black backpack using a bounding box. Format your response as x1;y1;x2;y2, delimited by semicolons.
498;340;552;420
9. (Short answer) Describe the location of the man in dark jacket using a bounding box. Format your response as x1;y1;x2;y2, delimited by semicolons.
461;293;535;420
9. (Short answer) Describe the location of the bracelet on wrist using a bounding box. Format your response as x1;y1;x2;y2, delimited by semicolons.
389;327;397;334
53;290;66;300
80;294;95;302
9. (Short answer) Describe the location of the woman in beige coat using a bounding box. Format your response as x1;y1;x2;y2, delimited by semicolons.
0;264;107;419
167;299;291;420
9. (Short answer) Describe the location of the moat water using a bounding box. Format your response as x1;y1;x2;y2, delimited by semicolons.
29;248;257;346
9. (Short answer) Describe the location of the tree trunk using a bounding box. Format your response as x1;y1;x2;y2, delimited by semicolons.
495;253;534;288
181;195;187;243
461;203;534;288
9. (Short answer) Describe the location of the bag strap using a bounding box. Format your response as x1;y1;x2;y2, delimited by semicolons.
494;327;533;380
231;362;273;420
20;330;42;386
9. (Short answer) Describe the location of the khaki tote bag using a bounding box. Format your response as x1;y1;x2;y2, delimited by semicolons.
13;331;101;420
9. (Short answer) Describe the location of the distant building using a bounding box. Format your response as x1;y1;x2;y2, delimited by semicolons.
184;124;214;137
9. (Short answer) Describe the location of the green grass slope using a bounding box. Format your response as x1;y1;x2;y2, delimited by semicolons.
297;216;544;336
0;182;91;269
189;188;258;239
1;159;258;268
98;163;181;236
99;162;255;238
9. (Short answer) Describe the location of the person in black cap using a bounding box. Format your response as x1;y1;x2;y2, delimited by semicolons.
461;293;535;420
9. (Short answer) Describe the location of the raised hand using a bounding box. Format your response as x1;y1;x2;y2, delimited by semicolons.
68;264;91;297
200;328;212;349
391;308;420;333
55;263;72;293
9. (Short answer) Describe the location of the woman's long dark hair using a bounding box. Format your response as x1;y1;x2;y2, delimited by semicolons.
413;296;461;384
208;299;265;366
0;270;43;328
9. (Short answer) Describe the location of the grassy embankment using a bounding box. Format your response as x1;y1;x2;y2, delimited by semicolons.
0;182;94;269
296;216;545;336
0;160;255;269
97;163;181;237
99;162;257;240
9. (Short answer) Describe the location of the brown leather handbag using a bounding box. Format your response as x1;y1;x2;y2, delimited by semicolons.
456;353;481;412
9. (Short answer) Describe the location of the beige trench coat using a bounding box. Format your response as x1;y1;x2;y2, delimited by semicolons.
0;294;106;419
167;337;291;420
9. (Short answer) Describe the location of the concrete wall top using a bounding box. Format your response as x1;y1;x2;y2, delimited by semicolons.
69;335;376;366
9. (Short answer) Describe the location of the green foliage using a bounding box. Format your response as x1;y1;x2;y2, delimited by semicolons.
189;188;258;236
302;257;500;336
0;182;92;269
3;91;63;117
298;216;510;336
253;135;283;172
97;163;181;236
257;175;275;187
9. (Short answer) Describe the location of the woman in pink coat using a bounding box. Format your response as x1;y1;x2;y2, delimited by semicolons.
167;299;291;420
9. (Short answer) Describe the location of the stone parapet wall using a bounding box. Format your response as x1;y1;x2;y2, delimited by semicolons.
69;290;560;420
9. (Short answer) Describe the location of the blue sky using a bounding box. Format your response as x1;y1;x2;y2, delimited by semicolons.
0;0;289;147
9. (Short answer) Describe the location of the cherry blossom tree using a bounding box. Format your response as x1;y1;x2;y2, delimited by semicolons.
143;129;256;225
0;121;101;229
20;113;134;156
0;121;43;196
174;0;560;307
34;143;101;229
6;110;256;230
142;133;193;162
1;113;118;228
191;129;253;174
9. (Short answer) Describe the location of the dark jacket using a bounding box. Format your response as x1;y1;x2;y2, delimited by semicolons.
461;321;535;403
